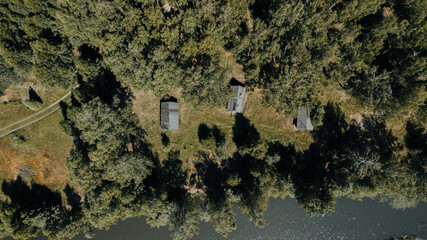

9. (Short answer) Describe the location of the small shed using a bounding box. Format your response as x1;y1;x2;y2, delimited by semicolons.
227;86;246;114
296;107;313;130
161;102;179;130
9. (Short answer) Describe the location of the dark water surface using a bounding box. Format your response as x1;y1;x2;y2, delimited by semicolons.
31;198;426;240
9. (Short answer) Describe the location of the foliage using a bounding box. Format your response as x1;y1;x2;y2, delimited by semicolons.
198;123;226;151
404;121;427;182
22;99;42;111
0;65;27;94
0;0;426;239
388;236;422;240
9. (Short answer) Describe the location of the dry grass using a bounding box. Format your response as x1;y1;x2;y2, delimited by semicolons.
0;110;73;190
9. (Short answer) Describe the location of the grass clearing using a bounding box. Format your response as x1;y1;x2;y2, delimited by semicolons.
0;81;74;194
220;48;246;81
244;89;313;151
0;80;72;126
132;87;314;168
0;111;73;190
132;47;315;164
318;84;372;123
132;88;236;165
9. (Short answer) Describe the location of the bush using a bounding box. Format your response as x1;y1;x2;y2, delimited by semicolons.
389;236;421;240
200;137;216;151
310;99;325;128
22;99;42;111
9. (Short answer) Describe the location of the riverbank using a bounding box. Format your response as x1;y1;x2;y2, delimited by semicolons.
62;198;426;240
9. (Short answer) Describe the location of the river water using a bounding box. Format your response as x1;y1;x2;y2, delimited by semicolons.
11;197;423;240
63;198;427;240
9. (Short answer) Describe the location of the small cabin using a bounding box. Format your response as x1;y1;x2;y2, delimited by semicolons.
161;101;179;130
227;85;246;114
296;107;313;130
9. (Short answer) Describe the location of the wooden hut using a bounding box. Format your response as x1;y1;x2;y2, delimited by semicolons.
296;107;313;130
161;102;179;130
227;85;247;115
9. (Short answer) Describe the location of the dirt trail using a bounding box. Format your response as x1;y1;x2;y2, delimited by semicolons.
0;85;79;138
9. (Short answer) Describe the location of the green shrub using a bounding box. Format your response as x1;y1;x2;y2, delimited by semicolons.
10;132;25;144
310;99;325;128
389;235;421;240
201;137;216;151
22;99;42;111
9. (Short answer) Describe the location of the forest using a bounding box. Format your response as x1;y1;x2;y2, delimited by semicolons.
0;0;425;239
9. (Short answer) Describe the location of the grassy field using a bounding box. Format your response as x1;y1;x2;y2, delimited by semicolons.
131;86;314;170
244;89;313;150
317;84;371;123
0;80;74;198
132;88;235;165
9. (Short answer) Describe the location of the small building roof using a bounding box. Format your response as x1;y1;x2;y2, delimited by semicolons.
296;107;313;130
227;86;246;114
161;102;179;130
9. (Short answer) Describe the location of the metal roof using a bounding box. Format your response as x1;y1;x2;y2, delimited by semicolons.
296;107;313;130
227;86;246;114
161;102;179;130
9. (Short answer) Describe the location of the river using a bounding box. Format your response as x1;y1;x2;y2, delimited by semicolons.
9;197;422;240
56;198;426;240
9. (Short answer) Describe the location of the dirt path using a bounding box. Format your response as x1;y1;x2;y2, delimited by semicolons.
0;85;79;138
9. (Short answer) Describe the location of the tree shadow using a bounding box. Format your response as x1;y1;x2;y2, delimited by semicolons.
28;87;42;103
161;96;177;103
212;125;226;147
353;115;398;163
161;133;170;147
404;121;426;179
64;185;82;212
291;103;402;216
232;114;260;149
74;69;132;106
267;141;297;176
290;102;350;215
194;156;226;206
292;144;336;216
249;0;276;21
160;95;178;103
405;121;426;151
159;151;188;202
198;123;211;142
2;177;63;213
311;102;348;149
78;44;102;62
229;78;245;87
221;152;268;225
198;124;226;148
40;29;63;45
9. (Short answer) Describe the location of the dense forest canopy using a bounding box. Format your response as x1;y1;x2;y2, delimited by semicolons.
0;0;425;239
1;0;424;112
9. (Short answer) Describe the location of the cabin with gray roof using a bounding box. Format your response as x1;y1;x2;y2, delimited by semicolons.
161;102;179;130
296;107;313;130
227;85;246;114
